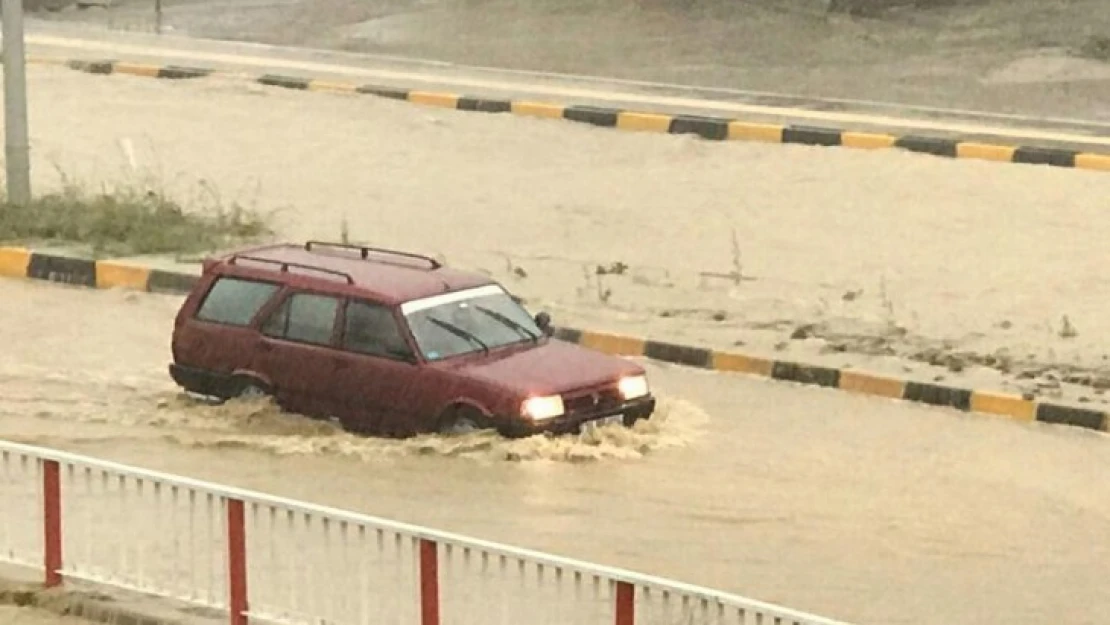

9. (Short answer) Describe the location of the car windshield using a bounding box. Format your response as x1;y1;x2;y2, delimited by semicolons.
400;285;543;362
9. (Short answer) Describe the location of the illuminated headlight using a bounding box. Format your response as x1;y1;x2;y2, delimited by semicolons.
521;395;565;421
618;375;650;400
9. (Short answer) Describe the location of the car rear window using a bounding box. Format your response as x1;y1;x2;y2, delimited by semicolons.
195;277;279;326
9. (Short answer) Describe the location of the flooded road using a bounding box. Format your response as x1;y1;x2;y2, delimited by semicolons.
3;278;1110;625
13;65;1110;405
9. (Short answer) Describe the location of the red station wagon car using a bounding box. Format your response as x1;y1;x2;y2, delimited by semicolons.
169;241;656;438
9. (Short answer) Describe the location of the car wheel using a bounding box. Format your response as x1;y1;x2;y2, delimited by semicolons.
438;406;487;435
230;377;270;400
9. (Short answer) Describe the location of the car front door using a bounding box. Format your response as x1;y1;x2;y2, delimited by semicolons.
253;290;343;420
330;299;426;436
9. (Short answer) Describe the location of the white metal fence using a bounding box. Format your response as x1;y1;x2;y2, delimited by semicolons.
0;439;854;625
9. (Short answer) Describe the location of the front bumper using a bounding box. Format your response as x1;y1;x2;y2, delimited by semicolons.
501;395;657;438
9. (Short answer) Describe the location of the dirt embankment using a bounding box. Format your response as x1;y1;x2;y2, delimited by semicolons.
30;0;1110;119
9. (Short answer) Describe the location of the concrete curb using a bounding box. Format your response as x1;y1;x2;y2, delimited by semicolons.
0;576;211;625
28;55;1110;173
3;245;1108;436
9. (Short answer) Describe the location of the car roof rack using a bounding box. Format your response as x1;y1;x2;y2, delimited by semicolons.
304;241;442;270
229;254;354;284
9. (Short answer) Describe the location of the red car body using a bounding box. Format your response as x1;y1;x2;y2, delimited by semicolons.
169;242;656;438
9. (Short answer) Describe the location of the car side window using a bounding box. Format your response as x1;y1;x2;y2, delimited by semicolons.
261;292;340;346
195;277;279;326
343;301;413;360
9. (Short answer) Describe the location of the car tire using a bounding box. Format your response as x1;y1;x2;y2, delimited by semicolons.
230;376;270;400
438;405;488;435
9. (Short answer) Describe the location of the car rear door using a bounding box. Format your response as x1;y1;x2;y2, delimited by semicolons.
329;299;427;436
172;274;282;394
253;290;344;419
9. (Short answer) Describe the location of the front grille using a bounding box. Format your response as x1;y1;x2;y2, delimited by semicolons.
563;386;622;415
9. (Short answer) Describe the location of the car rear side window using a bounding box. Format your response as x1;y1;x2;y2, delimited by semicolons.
195;277;279;326
343;301;412;360
262;292;340;346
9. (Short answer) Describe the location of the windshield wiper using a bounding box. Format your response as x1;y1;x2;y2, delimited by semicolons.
475;305;539;343
427;316;489;354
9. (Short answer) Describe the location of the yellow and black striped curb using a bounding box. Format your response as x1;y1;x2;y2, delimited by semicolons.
33;56;1110;173
3;245;1107;436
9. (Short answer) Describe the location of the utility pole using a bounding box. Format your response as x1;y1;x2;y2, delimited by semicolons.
2;0;31;206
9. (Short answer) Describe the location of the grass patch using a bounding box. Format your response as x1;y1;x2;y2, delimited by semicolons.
0;180;274;258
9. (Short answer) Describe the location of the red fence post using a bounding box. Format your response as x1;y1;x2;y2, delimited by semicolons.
419;539;440;625
42;459;62;588
615;580;635;625
226;498;248;625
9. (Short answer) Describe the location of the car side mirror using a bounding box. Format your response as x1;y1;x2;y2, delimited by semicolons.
534;311;554;336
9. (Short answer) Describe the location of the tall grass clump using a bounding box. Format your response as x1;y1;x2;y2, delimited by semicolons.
0;178;274;258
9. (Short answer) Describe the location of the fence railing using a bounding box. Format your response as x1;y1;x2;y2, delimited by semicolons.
0;439;854;625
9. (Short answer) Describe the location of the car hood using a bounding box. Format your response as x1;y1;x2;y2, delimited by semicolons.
443;339;643;395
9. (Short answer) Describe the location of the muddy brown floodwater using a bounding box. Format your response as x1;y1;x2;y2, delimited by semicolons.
3;278;1110;625
12;65;1110;408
